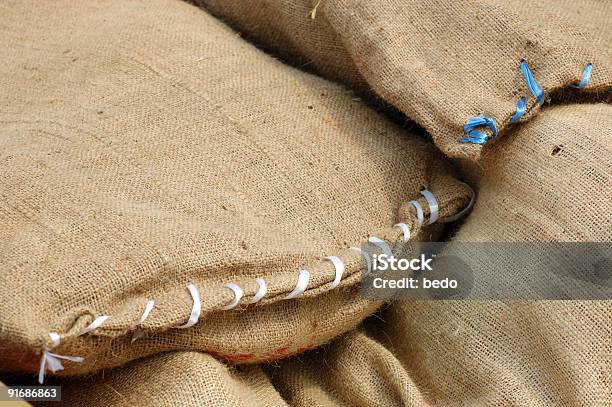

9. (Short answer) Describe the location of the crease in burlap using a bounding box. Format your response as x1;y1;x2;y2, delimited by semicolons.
195;0;612;160
0;0;473;378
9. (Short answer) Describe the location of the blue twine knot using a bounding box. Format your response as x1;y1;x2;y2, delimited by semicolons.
520;60;544;105
460;115;498;145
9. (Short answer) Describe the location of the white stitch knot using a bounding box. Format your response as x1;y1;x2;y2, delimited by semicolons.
176;283;201;329
325;256;345;289
38;333;83;384
285;270;310;299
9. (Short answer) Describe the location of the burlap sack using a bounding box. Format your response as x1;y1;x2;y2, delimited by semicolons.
264;327;422;407
27;351;287;407
0;0;472;380
195;0;612;160
265;103;612;406
25;331;409;407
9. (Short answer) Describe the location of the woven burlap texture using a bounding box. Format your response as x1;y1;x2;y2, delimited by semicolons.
34;351;287;407
0;0;471;378
196;0;612;160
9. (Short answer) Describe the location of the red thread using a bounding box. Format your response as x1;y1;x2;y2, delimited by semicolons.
223;352;254;363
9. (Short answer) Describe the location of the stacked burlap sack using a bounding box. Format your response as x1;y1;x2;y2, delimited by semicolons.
196;0;611;160
0;0;471;382
0;0;610;406
34;104;612;407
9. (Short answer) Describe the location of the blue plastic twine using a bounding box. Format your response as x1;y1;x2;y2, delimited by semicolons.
460;130;489;144
460;61;592;145
463;115;498;136
460;115;498;144
520;60;544;104
570;63;593;88
510;97;526;123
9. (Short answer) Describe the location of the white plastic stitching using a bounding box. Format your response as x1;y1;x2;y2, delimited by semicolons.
440;183;475;223
222;283;243;310
48;332;60;347
250;278;267;304
420;189;439;224
67;187;459;344
409;200;424;226
325;256;345;289
285;269;310;299
132;299;155;342
38;333;83;384
80;315;110;335
351;246;372;275
137;300;155;325
368;236;392;256
176;283;201;329
393;223;411;241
